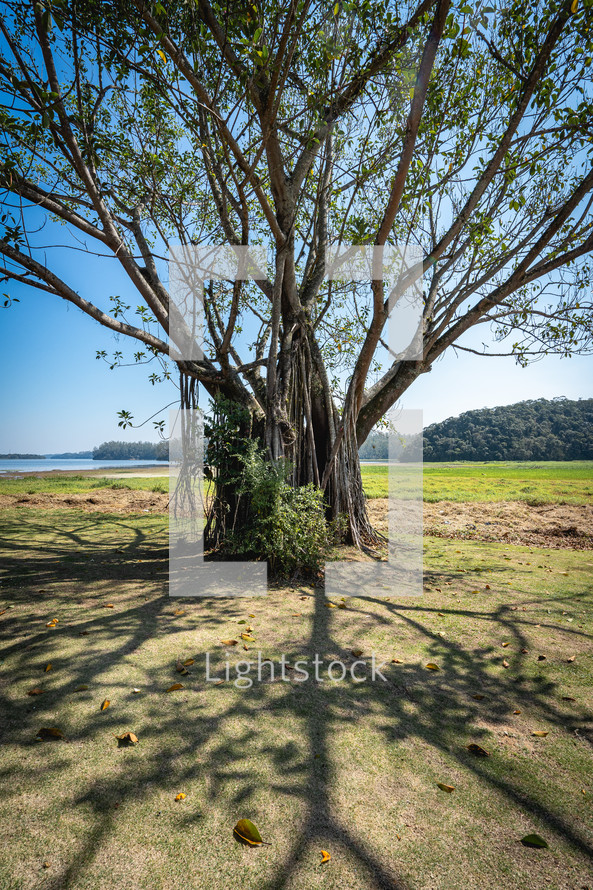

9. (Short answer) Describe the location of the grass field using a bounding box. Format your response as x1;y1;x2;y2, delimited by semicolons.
0;464;591;889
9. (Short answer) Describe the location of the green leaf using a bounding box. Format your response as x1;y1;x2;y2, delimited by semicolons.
233;818;268;846
520;834;548;849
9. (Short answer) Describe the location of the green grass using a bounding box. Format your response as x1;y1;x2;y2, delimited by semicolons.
0;473;169;497
0;508;592;889
361;460;593;504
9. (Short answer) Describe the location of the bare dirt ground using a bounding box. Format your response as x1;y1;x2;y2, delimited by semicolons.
368;497;593;549
1;489;591;548
0;489;170;514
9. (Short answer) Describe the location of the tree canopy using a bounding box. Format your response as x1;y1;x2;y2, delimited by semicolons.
0;0;591;542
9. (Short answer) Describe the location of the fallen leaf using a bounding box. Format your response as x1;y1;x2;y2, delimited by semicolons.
437;783;455;792
44;663;52;672
233;818;270;846
248;614;255;618
174;609;185;616
183;658;194;666
167;683;184;692
132;688;141;693
502;659;509;668
337;602;347;609
42;861;50;869
326;602;337;608
36;727;64;741
100;699;110;711
102;604;114;609
292;613;302;617
214;679;224;685
438;612;445;617
0;609;6;616
245;626;254;632
27;687;44;696
513;709;521;715
467;743;489;757
562;696;576;702
176;661;189;675
567;656;576;663
116;731;138;746
472;694;485;701
425;663;440;671
520;833;548;848
243;645;250;651
79;630;90;636
320;850;331;864
537;655;546;661
175;793;186;801
46;621;57;628
240;633;255;642
351;649;363;657
73;684;89;692
220;639;238;646
532;730;548;737
391;658;403;664
521;648;528;654
502;642;509;648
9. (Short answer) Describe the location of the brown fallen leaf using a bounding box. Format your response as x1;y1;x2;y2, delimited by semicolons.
437;783;455;793
521;648;528;654
337;602;347;609
243;645;250;651
245;626;254;632
176;661;189;675
567;656;576;663
513;709;521;715
167;683;184;692
44;663;52;672
320;850;331;864
27;688;44;696
79;630;90;636
116;731;138;746
425;663;440;671
0;609;6;616
100;699;110;711
467;743;489;757
537;655;546;661
502;659;509;668
36;727;64;741
220;639;238;646
532;730;549;737
562;696;576;702
351;649;363;657
173;609;185;616
42;861;50;869
391;658;403;664
175;792;186;801
213;679;224;685
472;694;485;701
292;613;302;617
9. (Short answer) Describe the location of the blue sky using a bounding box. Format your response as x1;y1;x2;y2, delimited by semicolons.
1;256;590;453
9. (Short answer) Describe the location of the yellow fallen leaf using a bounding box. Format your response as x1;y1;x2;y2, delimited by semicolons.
320;850;331;863
437;782;455;792
240;633;255;641
174;609;185;616
337;602;347;609
532;730;548;737
326;602;337;608
248;614;255;618
44;663;52;672
467;743;489;756
175;792;186;801
46;621;57;628
245;625;254;632
116;731;138;746
502;642;509;647
425;663;440;671
183;658;194;666
220;639;238;646
176;661;189;674
101;699;110;711
36;727;64;741
513;709;521;715
132;688;141;693
167;683;184;692
102;604;114;609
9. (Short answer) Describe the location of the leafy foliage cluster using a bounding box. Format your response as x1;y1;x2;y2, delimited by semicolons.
205;399;330;579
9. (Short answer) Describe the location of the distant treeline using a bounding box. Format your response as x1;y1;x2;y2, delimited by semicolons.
49;451;93;459
92;440;168;461
359;398;593;462
0;453;46;459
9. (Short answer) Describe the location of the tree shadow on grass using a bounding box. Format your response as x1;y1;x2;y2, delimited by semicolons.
0;511;592;889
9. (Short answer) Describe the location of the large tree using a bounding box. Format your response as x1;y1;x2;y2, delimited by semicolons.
0;0;591;546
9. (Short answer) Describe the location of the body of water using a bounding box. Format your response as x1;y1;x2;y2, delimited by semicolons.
0;459;169;475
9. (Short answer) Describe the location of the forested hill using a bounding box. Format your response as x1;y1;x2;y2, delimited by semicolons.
359;398;592;461
92;440;168;461
424;398;592;461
